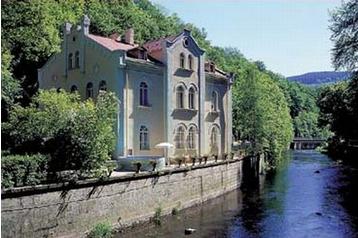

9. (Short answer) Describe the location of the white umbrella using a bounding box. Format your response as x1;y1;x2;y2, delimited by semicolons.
155;142;174;166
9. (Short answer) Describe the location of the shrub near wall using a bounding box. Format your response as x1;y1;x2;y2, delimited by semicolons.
2;90;118;188
1;153;48;188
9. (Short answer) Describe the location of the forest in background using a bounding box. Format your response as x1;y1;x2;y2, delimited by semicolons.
1;0;331;166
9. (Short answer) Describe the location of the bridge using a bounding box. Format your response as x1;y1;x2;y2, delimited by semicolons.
290;137;326;150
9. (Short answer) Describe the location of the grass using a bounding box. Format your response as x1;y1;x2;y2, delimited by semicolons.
88;222;112;238
171;207;179;216
153;207;162;226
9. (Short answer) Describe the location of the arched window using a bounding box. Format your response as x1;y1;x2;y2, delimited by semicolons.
175;126;185;149
188;55;193;70
70;85;78;93
139;126;149;150
187;127;196;149
176;86;185;109
86;82;93;99
68;53;73;70
75;51;80;68
140;82;149;106
188;87;195;109
180;53;185;68
99;80;107;92
211;91;218;111
210;127;219;150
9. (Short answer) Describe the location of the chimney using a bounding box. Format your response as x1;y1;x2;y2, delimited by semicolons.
81;15;90;35
124;28;134;45
109;33;121;42
64;22;72;35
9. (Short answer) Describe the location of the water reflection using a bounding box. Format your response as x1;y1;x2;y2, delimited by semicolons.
118;151;358;238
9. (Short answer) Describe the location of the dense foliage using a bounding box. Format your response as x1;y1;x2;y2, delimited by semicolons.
317;0;358;160
2;90;118;186
317;76;358;158
234;68;293;162
329;0;358;72
1;153;48;188
1;0;327;170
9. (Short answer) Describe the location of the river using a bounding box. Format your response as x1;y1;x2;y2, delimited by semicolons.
118;151;358;238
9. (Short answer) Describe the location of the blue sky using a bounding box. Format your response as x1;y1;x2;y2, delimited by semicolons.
151;0;342;76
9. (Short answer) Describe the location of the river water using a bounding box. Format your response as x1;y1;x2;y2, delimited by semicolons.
118;151;358;238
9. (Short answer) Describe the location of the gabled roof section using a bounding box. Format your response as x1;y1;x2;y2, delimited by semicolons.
143;35;178;53
87;34;138;51
143;30;205;63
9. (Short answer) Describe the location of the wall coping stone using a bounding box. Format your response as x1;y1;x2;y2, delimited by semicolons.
1;157;246;199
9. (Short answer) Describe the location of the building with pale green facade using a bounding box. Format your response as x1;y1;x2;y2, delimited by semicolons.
38;16;234;159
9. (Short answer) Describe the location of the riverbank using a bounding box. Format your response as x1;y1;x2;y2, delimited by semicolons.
1;157;255;238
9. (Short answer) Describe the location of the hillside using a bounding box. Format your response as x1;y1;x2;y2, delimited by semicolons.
287;71;351;86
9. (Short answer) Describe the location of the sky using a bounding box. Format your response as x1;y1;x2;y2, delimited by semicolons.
151;0;342;76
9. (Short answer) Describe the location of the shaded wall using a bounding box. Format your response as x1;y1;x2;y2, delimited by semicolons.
2;160;243;238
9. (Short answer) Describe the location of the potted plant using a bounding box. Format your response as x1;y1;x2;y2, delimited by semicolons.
149;160;157;172
223;153;228;161
175;157;183;168
192;156;196;166
198;156;203;165
213;154;218;162
132;161;142;173
203;154;208;164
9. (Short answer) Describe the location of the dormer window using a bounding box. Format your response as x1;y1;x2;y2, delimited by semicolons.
68;53;73;70
188;55;193;70
180;53;185;68
75;51;80;68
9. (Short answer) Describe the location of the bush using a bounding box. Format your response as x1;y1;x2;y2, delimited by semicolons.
88;222;112;238
1;154;48;188
153;207;162;226
2;90;118;178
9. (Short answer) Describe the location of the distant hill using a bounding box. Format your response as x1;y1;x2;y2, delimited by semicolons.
287;71;351;86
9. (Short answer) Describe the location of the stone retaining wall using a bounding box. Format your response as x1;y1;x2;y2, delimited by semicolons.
1;159;243;238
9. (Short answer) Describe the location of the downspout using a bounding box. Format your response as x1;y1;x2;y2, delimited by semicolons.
125;69;129;156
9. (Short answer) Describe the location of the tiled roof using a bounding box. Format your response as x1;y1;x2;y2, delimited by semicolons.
87;34;138;51
143;35;177;52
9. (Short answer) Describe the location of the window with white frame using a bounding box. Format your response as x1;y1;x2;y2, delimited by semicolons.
188;54;193;70
187;127;196;149
86;82;93;99
99;80;107;92
139;82;149;106
70;85;78;93
175;126;185;149
68;53;73;70
139;126;150;150
75;51;80;68
211;91;218;111
180;53;185;68
176;86;185;109
210;127;219;150
188;87;195;109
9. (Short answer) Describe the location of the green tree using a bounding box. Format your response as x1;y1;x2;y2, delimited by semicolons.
3;90;118;176
233;67;293;164
329;0;358;71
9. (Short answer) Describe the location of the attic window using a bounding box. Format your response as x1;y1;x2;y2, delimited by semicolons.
73;36;76;42
183;37;189;47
